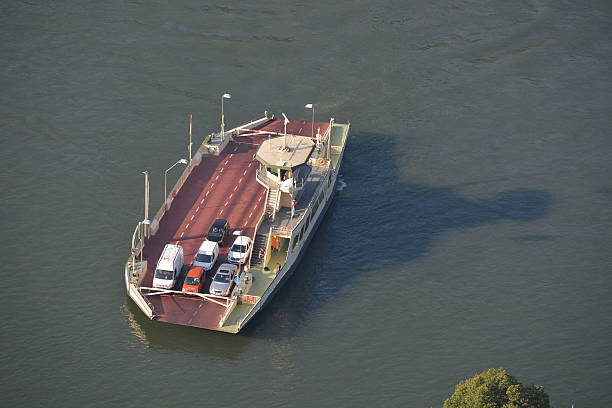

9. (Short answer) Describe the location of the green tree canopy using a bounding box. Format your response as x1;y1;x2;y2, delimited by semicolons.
443;368;550;408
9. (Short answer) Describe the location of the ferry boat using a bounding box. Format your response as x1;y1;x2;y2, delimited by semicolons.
124;107;350;333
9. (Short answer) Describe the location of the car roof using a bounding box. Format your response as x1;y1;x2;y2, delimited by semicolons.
218;263;237;273
212;219;228;228
198;240;218;251
232;235;251;245
186;266;205;277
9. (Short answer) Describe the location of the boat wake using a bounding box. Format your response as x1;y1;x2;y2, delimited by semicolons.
336;176;347;191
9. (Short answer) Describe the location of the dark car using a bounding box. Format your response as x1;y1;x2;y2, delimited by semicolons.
207;219;229;243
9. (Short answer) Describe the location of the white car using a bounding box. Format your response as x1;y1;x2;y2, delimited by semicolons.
209;263;238;297
153;244;184;289
227;235;252;265
193;240;219;271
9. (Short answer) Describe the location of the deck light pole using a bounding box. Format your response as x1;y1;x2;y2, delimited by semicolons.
188;114;193;165
164;159;188;209
305;103;314;139
282;113;289;150
221;93;231;140
142;171;150;237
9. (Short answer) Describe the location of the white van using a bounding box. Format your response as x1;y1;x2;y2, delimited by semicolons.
193;240;219;271
153;244;184;289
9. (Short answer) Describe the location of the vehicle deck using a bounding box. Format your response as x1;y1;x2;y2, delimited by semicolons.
140;134;266;329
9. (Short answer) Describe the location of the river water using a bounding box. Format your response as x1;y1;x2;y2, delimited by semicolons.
2;1;611;407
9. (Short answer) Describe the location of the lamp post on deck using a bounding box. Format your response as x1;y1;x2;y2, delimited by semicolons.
142;171;150;238
164;159;188;209
221;93;231;140
305;103;315;139
282;113;289;150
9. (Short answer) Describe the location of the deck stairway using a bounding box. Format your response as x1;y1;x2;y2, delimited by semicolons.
265;188;280;220
250;233;268;269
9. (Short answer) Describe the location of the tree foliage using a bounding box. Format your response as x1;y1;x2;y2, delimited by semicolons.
444;368;550;408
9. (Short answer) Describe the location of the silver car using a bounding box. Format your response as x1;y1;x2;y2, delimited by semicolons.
209;263;238;297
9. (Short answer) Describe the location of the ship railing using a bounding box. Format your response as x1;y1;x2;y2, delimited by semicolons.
256;168;267;186
232;114;273;136
140;287;234;308
130;222;145;258
202;114;272;156
149;157;197;236
256;168;280;190
218;297;238;327
271;225;292;236
123;272;155;319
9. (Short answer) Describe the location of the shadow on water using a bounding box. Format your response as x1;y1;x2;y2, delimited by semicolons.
243;132;555;339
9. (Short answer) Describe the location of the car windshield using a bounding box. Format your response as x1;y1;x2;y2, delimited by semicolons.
154;269;173;280
231;244;247;253
213;273;230;283
211;227;222;234
185;277;200;286
196;253;212;263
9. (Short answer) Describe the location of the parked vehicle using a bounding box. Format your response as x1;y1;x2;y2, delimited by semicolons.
193;240;219;271
209;263;238;297
227;235;252;265
182;266;206;293
207;219;229;243
153;244;184;289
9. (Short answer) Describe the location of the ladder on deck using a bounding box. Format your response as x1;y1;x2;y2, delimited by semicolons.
250;233;268;269
265;188;280;220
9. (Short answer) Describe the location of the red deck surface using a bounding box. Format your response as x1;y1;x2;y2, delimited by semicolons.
257;118;330;139
140;135;266;329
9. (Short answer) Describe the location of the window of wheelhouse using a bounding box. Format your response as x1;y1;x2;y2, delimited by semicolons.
267;167;292;182
267;167;279;178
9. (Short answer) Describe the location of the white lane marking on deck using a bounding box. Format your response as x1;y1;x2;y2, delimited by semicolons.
243;169;247;176
215;175;220;181
220;167;224;173
180;232;185;238
205;190;210;197
224;201;229;207
229;154;234;158
228;193;233;200
219;209;224;215
190;215;195;221
210;183;215;189
248;162;253;167
239;177;243;183
196;207;200;212
185;223;190;229
233;186;237;191
200;198;205;204
248;211;253;219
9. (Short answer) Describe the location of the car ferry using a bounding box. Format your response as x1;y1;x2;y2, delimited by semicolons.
125;106;349;333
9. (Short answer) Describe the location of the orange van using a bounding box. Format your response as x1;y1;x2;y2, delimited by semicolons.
182;266;205;293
